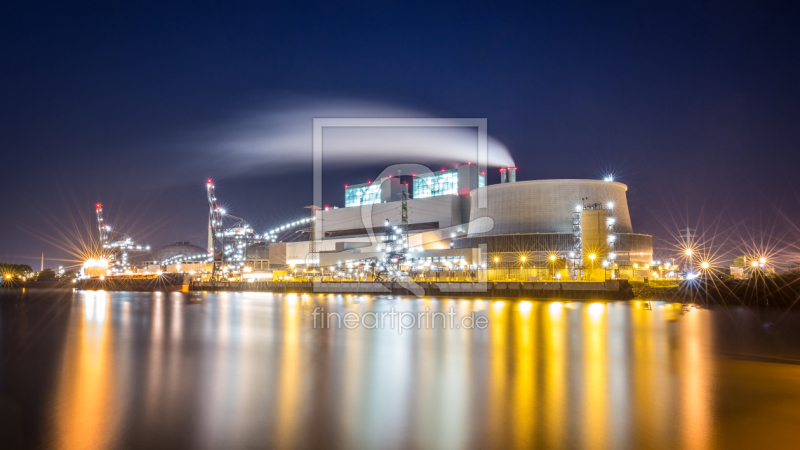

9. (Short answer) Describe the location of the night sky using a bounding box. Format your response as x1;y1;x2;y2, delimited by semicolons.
2;1;799;269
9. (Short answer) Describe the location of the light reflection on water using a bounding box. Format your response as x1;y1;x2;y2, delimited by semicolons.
2;291;800;448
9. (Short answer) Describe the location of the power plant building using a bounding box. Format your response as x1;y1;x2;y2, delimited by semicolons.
269;163;653;280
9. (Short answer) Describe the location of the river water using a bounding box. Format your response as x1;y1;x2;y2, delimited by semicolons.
2;289;800;449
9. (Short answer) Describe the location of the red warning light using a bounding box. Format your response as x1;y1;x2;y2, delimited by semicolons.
481;171;485;175
467;161;471;165
441;169;445;172
412;173;416;177
388;175;392;178
345;184;348;188
368;180;372;184
96;203;101;208
207;179;212;183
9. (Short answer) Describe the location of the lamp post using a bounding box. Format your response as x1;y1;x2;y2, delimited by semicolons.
550;254;556;280
685;248;693;276
588;253;596;281
521;256;526;281
701;261;710;306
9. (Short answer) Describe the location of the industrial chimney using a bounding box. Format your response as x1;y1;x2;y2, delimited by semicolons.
500;168;507;184
508;167;517;183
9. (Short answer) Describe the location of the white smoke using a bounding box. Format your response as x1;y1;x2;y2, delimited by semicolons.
184;96;514;176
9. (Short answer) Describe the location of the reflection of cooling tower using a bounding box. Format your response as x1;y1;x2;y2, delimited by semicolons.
507;167;516;183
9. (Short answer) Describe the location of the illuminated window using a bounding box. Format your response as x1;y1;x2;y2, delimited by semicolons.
345;183;382;207
413;170;458;199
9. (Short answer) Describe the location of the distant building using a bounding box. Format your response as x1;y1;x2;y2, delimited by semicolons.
731;255;774;279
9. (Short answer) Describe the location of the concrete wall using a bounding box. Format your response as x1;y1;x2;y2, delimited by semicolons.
614;233;653;265
467;179;633;236
314;195;462;238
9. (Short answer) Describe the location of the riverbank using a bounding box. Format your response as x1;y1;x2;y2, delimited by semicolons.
630;274;800;308
631;280;683;300
191;279;635;299
4;277;635;300
9;274;800;306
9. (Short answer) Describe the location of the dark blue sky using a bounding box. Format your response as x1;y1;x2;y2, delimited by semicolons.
2;1;799;269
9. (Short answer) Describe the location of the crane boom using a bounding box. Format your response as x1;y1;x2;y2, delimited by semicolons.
96;203;109;249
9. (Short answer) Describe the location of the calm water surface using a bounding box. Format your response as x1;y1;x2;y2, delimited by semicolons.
2;289;800;449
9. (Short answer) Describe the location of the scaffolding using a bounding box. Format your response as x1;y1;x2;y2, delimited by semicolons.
206;180;223;278
304;205;319;268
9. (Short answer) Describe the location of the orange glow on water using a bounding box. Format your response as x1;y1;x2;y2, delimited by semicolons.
27;292;794;448
52;291;115;449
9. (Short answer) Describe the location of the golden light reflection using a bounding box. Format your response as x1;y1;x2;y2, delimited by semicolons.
588;302;605;318
430;299;473;449
42;292;721;449
680;306;712;450
341;294;367;450
488;299;509;447
632;299;658;446
544;302;566;447
143;293;165;432
53;290;115;449
584;301;608;448
275;294;302;448
512;300;536;448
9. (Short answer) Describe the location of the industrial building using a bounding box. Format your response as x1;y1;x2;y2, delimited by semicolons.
267;163;653;281
111;164;652;282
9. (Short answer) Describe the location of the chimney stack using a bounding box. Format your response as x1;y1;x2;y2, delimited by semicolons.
508;167;517;183
500;168;507;184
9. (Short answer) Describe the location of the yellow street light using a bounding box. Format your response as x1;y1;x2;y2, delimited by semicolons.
759;257;766;264
685;249;693;256
521;256;526;262
589;254;596;260
494;257;499;262
701;261;709;269
752;261;758;267
550;255;556;261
